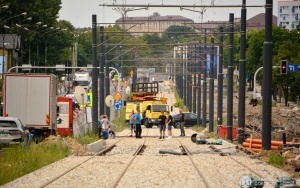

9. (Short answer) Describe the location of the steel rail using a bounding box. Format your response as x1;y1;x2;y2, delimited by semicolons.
38;132;131;188
176;138;211;188
111;129;149;188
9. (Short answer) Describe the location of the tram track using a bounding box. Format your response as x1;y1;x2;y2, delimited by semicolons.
2;127;296;188
38;131;132;188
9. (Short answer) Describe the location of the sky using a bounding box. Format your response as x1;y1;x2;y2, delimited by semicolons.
59;0;279;28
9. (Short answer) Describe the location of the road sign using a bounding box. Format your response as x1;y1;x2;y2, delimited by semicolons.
288;63;298;72
114;100;122;110
114;92;122;101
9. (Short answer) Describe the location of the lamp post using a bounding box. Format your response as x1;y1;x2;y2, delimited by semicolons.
26;25;49;65
43;28;67;66
0;12;27;25
2;25;10;79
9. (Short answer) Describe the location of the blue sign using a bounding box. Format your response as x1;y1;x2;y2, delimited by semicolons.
288;63;298;72
296;95;300;102
114;100;122;110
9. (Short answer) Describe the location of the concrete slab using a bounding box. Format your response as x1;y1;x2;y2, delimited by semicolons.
87;139;106;152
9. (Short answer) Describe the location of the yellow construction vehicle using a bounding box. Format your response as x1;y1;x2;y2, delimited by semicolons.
124;82;171;128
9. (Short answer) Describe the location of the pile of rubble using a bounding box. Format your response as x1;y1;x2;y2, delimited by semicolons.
238;103;300;141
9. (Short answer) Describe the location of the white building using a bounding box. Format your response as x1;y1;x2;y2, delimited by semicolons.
278;0;300;30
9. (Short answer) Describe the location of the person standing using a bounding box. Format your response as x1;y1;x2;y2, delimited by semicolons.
135;109;142;138
179;109;186;136
102;115;110;139
98;115;104;138
158;111;167;139
166;111;173;139
129;110;136;137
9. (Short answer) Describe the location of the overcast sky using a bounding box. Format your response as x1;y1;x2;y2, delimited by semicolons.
59;0;279;28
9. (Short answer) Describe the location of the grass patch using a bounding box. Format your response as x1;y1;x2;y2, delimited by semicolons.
0;141;70;186
192;125;205;132
267;151;286;168
74;132;99;145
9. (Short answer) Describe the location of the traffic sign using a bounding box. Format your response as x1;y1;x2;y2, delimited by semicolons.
288;63;298;72
114;92;122;101
114;100;122;110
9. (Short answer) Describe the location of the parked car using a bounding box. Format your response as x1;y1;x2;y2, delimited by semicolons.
172;112;208;128
0;117;26;144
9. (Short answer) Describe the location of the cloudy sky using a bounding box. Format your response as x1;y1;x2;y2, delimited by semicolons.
59;0;279;28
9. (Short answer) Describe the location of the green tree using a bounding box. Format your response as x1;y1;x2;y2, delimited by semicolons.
162;25;195;42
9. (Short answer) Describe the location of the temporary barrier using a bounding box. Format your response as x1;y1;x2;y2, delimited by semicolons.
219;126;237;139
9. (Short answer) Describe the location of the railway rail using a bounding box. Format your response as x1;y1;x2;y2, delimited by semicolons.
1;127;298;188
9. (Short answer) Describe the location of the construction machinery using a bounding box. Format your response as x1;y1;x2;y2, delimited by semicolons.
125;82;170;128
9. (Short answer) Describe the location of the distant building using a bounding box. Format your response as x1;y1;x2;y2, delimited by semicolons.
277;0;300;30
191;13;277;32
247;13;277;30
115;15;194;36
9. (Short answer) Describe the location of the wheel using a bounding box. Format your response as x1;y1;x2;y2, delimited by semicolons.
174;122;180;129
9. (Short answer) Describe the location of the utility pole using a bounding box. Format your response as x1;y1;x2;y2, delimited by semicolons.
262;0;273;150
209;37;214;132
217;27;224;132
99;26;105;116
238;0;247;144
202;29;207;128
91;15;98;130
227;13;234;141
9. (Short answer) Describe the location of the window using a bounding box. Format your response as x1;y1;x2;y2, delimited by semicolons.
148;22;151;28
161;22;164;29
154;22;157;29
142;23;145;29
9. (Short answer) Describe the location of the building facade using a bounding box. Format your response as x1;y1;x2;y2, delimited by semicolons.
278;0;300;30
115;15;194;36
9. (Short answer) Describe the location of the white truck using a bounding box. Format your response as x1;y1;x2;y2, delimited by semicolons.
73;71;91;90
3;74;58;136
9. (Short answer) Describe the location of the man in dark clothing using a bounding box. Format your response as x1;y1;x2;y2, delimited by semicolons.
158;111;167;139
179;109;185;136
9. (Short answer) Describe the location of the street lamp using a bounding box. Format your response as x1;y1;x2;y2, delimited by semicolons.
1;25;10;79
42;27;67;66
2;42;9;79
0;12;27;25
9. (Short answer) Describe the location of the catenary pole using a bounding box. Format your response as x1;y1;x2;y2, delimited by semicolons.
202;29;207;128
227;13;234;141
217;27;224;132
209;37;214;132
99;26;105;116
105;36;110;118
197;43;202;125
192;43;197;113
262;0;273;150
92;15;98;129
238;0;247;144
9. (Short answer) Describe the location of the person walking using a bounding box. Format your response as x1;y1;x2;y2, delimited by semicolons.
129;110;136;137
165;111;173;139
135;109;142;138
179;109;186;136
158;111;167;139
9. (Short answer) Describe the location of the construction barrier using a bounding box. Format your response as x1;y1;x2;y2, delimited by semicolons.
219;126;237;139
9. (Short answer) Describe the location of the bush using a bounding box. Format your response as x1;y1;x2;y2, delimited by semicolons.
267;151;286;168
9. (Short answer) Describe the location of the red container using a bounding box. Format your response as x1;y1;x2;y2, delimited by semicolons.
219;126;237;139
